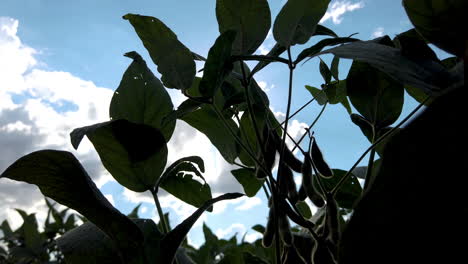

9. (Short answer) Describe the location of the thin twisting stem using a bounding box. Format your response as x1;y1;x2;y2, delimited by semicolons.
292;102;328;152
331;96;430;195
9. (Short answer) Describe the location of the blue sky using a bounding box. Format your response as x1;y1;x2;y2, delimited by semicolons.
0;0;444;247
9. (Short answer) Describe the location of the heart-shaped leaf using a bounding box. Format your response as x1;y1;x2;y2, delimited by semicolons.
123;14;195;90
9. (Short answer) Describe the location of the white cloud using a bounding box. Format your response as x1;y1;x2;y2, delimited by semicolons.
104;194;115;206
258;81;275;93
234;197;261;211
0;17;115;226
320;1;365;25
244;232;262;243
372;27;385;38
215;223;246;240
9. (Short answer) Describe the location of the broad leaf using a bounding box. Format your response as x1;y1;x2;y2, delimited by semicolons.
123;14;195;90
160;165;213;211
0;150;144;262
273;0;331;47
71;120;168;192
231;168;263;197
156;155;205;188
340;87;464;263
316;40;453;95
394;28;438;61
347;58;404;128
161;193;244;264
110;51;175;141
314;24;338;38
216;0;271;55
162;98;203;127
57;219;160;264
403;0;466;57
198;30;236;97
181;105;239;163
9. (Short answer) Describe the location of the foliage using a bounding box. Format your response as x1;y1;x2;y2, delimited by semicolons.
1;0;465;263
0;199;80;263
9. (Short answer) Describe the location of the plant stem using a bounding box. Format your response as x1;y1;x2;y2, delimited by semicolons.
292;102;328;152
151;188;169;234
331;96;430;196
363;148;376;191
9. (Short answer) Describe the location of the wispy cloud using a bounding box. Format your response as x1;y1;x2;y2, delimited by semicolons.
320;1;365;24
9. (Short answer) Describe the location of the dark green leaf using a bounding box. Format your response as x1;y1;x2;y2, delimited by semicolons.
231;168;263;197
394;28;438;61
296;201;312;219
161;193;244;264
295;37;359;64
313;169;362;209
347;59;404;127
71;120;168;192
162;97;203;127
203;223;219;246
57;219;160;264
0;220;13;238
305;85;327;105
45;198;63;226
317;40;453;95
160;167;213;211
252;224;265;234
0;150;144;262
273;0;331;47
15;210;44;254
340;88;464;263
156;155;205;190
331;55;340;80
110;51;175;141
216;0;271;55
319;58;332;84
324;80;352;113
403;0;466;57
123;14;195;90
314;24;338;38
199;30;236;97
181;105;239;163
